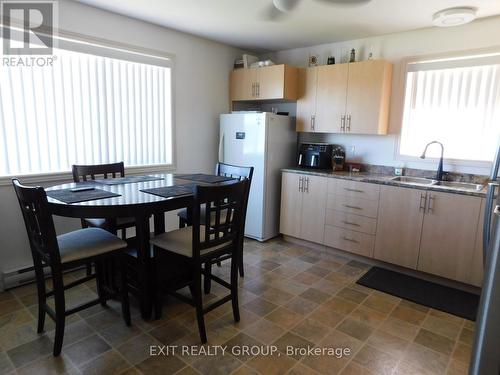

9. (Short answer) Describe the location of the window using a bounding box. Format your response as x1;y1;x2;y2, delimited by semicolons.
399;52;500;162
0;32;173;177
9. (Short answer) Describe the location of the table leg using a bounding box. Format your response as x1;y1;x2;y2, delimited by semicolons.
135;214;152;320
154;212;165;235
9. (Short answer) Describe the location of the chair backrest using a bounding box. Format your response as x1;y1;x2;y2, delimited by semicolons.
216;162;254;226
216;163;254;182
191;180;248;258
72;162;125;182
12;179;61;265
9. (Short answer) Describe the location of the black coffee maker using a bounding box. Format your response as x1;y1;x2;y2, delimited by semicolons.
297;143;333;169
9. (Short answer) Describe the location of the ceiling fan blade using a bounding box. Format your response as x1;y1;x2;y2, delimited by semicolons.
315;0;372;5
272;0;301;13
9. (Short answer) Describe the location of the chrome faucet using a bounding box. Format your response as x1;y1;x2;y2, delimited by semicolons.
420;141;445;181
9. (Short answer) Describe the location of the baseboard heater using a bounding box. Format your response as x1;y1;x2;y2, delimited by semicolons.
1;265;84;291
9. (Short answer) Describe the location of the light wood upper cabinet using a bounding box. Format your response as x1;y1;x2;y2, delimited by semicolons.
374;186;425;269
417;191;482;284
345;60;392;134
230;64;298;101
296;60;392;134
316;64;349;133
296;67;317;132
279;172;327;244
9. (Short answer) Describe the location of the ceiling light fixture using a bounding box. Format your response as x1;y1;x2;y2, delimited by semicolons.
432;7;476;27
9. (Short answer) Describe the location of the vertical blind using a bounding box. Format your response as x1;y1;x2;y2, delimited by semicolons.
400;55;500;161
0;41;172;176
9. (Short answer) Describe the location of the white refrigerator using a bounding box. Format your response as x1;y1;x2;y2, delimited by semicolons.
219;112;296;241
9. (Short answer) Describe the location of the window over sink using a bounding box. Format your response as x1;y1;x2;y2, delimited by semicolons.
0;31;173;177
398;51;500;163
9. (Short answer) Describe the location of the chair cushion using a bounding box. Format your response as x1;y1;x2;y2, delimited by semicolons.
57;228;127;263
150;226;230;258
85;217;135;228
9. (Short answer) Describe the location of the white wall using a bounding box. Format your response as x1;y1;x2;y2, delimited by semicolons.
264;16;500;175
0;1;242;277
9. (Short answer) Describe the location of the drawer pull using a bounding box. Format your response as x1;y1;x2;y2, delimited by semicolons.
345;188;364;193
343;204;362;210
342;236;359;243
342;221;360;227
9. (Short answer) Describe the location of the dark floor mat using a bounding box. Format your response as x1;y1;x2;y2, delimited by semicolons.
357;267;479;321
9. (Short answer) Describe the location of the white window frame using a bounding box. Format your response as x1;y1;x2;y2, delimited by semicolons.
0;25;176;186
394;47;500;170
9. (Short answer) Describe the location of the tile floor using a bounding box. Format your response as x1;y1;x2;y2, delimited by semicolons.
0;238;475;375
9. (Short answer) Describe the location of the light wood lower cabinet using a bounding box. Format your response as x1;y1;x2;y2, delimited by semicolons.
280;173;485;285
374;186;425;269
279;172;327;244
417;191;482;283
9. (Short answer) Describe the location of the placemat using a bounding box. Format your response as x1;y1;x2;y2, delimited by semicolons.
46;188;121;204
94;175;164;185
140;184;197;199
175;174;235;183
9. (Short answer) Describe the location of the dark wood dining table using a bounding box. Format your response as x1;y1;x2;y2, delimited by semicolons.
46;173;226;320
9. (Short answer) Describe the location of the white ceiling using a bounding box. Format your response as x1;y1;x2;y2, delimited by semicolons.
75;0;500;52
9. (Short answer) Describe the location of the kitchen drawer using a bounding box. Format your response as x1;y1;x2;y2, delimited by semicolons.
324;225;375;257
325;209;377;235
327;194;379;218
334;179;380;200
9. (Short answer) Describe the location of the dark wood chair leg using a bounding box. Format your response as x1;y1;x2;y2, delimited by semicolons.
34;263;46;333
203;262;212;295
231;256;240;323
120;256;131;326
238;242;244;278
85;262;92;276
193;269;207;343
52;274;66;357
95;261;108;307
178;216;187;228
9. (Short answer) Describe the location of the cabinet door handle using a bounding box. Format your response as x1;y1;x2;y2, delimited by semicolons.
305;177;310;193
342;221;360;227
341;115;346;131
310;115;316;131
427;194;435;213
256;82;259;97
342;236;359;243
298;177;303;192
345;188;364;193
251;83;255;97
346;115;351;131
419;193;427;212
343;204;362;210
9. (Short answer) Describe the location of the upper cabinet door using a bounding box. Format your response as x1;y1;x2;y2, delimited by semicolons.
230;68;257;101
417;191;482;283
257;64;285;99
374;185;425;269
345;60;392;135
296;67;318;132
315;64;348;133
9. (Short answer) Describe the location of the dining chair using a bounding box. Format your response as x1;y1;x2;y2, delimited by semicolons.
177;163;254;290
151;180;248;343
72;162;136;239
12;179;131;356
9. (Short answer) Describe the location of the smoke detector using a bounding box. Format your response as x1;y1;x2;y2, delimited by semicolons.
433;7;476;27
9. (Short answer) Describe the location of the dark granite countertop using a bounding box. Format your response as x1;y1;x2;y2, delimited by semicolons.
282;167;487;197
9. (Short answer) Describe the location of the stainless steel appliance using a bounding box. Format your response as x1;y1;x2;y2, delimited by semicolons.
298;143;333;169
469;144;500;375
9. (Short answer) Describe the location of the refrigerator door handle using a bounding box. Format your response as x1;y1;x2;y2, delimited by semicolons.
218;132;225;162
483;182;498;265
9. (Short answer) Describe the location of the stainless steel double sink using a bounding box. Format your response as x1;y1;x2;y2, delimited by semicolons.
391;176;484;192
